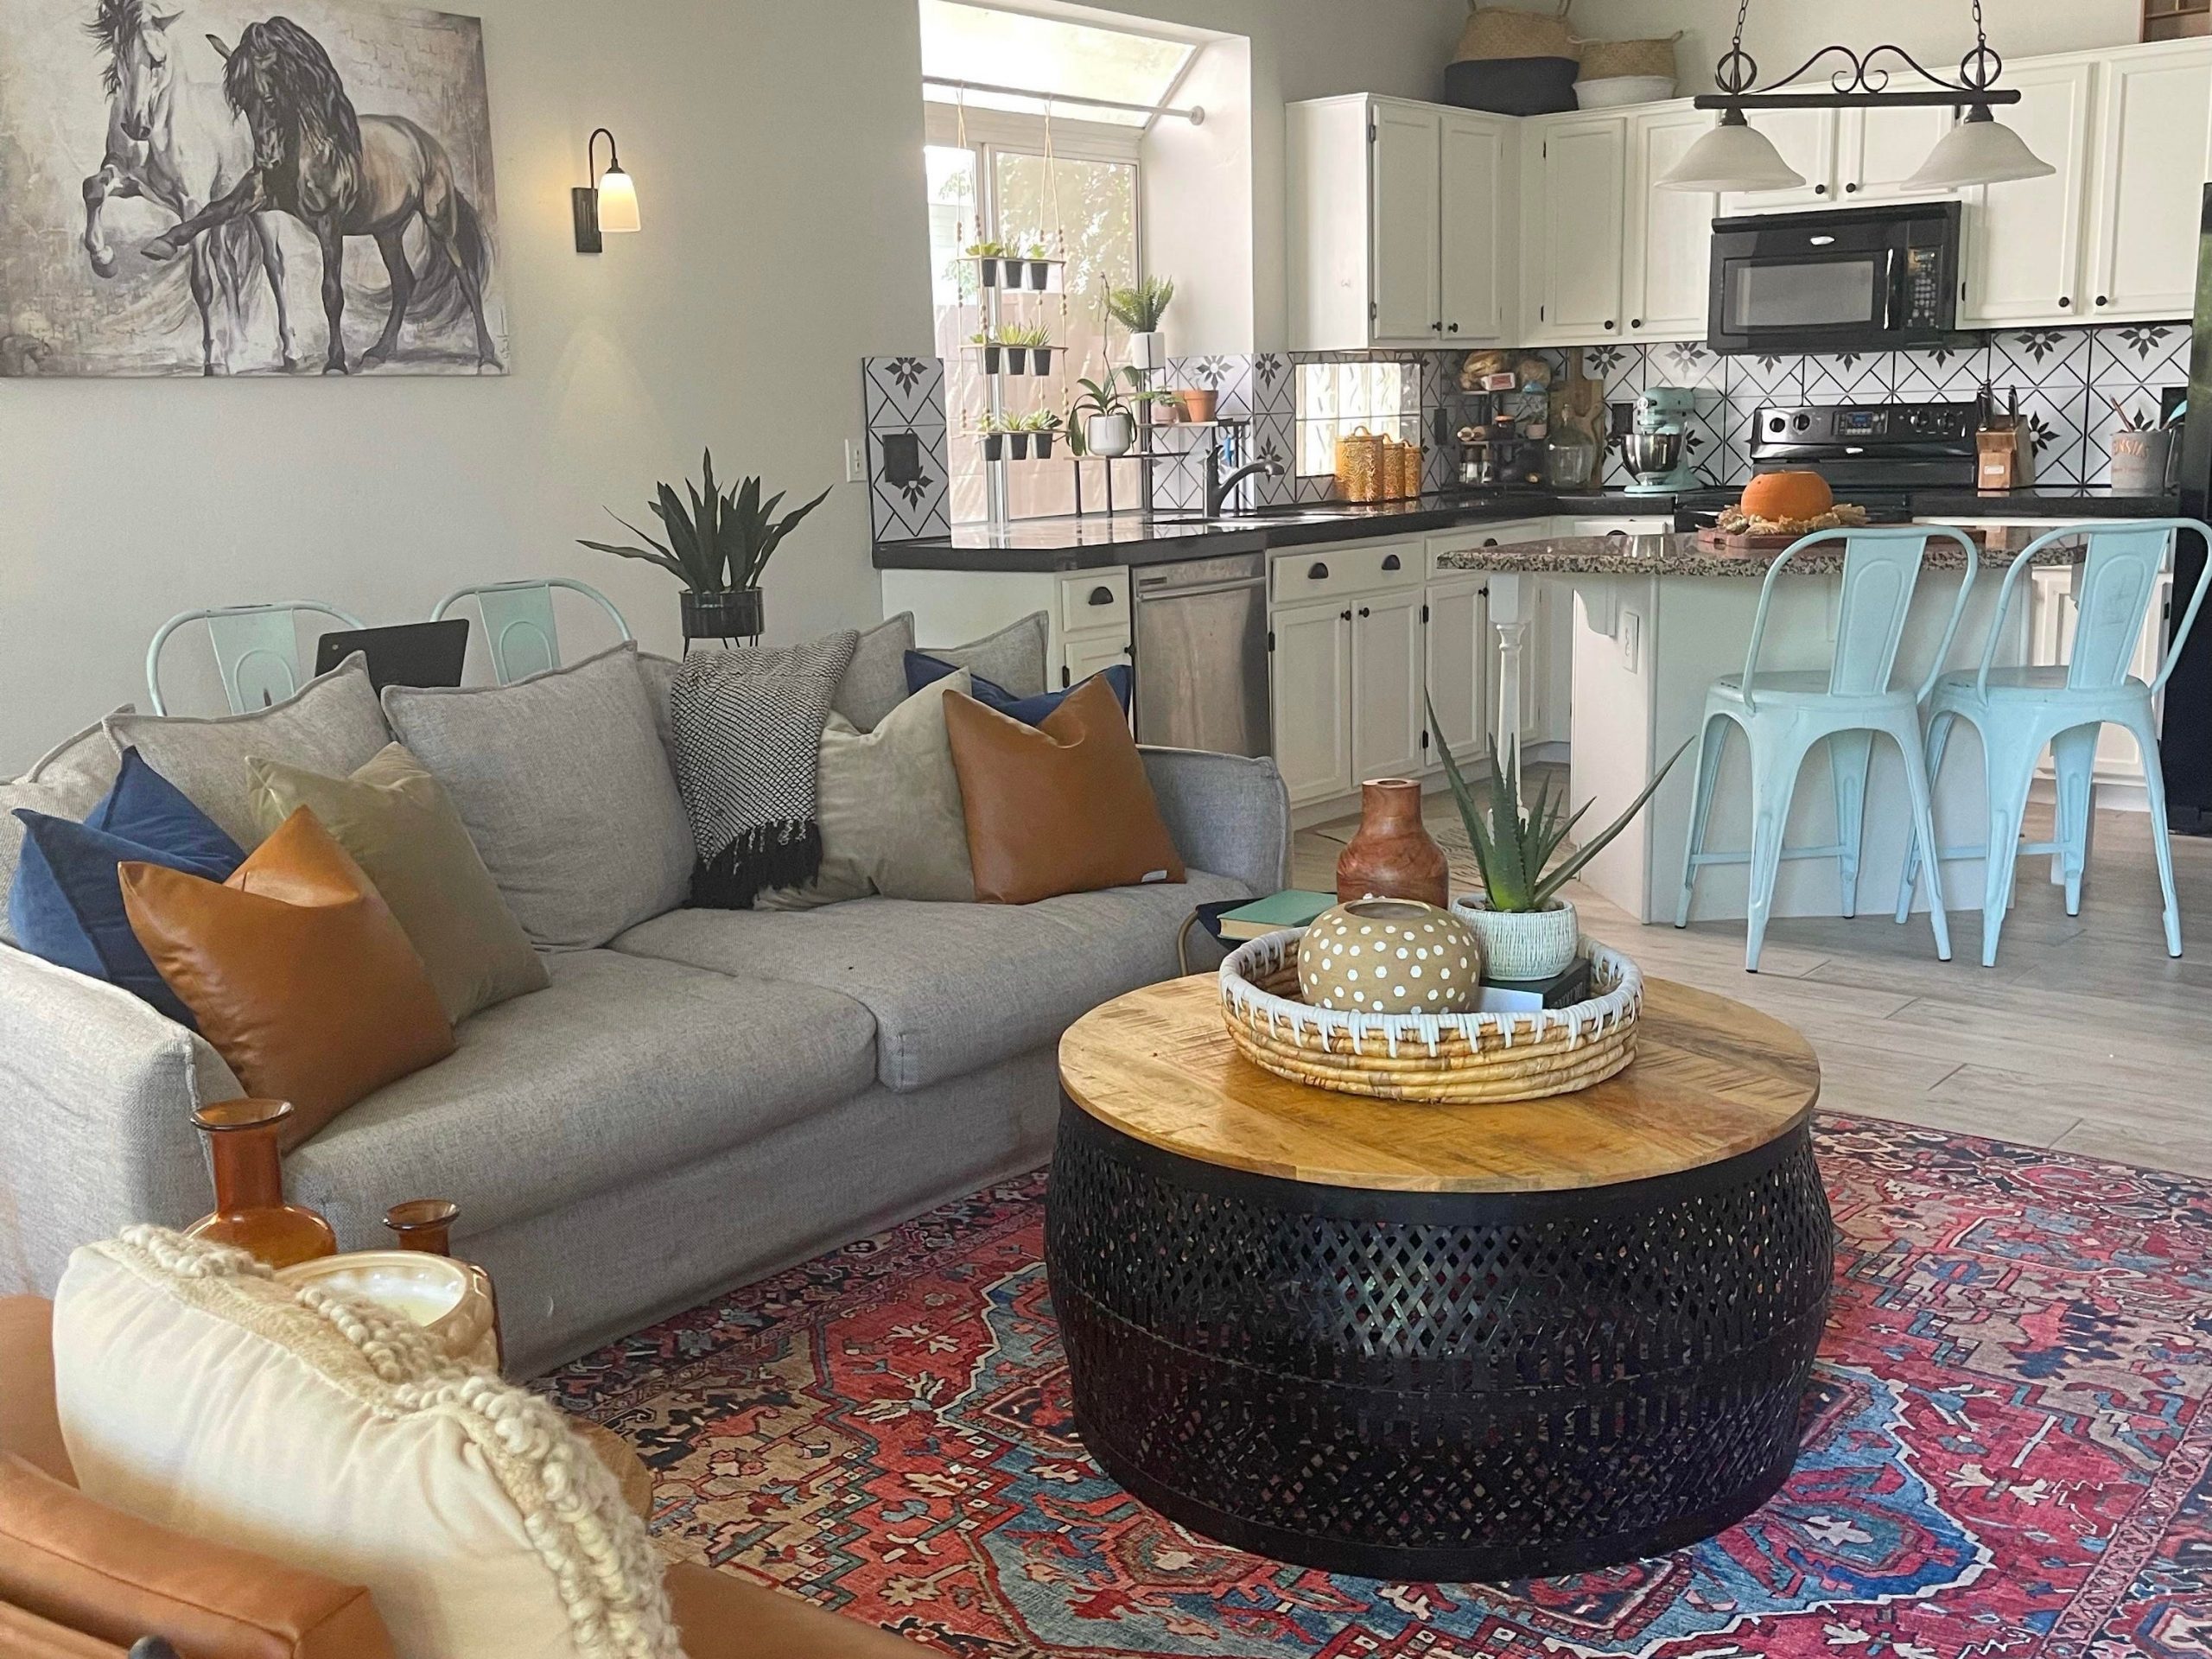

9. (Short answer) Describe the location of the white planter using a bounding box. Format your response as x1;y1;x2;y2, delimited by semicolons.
1127;330;1166;372
1450;896;1580;982
1086;412;1135;458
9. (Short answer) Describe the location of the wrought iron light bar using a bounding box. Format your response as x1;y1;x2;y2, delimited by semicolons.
1694;0;2021;111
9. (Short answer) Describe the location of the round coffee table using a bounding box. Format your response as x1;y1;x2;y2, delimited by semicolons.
1048;973;1829;1581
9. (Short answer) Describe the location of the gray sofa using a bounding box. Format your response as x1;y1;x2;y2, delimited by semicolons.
0;694;1288;1377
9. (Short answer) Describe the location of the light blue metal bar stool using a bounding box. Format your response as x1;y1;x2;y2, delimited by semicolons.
145;601;367;715
1896;518;2212;966
1676;524;1979;973
431;579;632;684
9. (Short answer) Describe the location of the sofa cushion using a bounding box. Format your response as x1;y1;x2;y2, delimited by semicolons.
612;873;1249;1092
105;657;390;849
1;709;131;949
382;643;693;952
283;950;879;1238
830;613;918;733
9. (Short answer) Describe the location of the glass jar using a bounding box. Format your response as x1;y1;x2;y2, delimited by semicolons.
1546;429;1598;490
185;1101;338;1269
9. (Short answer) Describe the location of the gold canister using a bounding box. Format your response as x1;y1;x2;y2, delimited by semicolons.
1334;426;1383;503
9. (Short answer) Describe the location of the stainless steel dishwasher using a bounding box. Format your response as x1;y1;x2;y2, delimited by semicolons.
1131;552;1272;759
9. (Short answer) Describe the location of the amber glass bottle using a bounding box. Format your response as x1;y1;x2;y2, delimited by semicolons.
185;1100;338;1269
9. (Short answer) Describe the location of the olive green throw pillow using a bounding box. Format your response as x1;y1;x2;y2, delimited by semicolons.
245;744;549;1023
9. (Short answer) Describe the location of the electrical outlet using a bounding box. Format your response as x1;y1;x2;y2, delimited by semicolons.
844;439;868;484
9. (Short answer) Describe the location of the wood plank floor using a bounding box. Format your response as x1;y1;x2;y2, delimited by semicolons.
1294;792;2212;1178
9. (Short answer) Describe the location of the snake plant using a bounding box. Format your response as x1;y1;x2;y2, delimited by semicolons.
581;449;831;594
1427;692;1689;912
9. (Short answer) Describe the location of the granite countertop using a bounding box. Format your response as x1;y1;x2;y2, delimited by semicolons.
873;486;2175;574
1435;526;2083;578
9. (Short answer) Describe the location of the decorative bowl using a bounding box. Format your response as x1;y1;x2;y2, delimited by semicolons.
1453;896;1580;981
1575;73;1677;109
277;1251;498;1370
1222;930;1642;1104
1297;899;1481;1014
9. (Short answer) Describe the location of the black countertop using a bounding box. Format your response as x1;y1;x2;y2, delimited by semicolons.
872;486;2183;573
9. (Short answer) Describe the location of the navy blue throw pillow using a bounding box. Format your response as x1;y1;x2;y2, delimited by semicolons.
8;747;245;1026
904;650;1132;728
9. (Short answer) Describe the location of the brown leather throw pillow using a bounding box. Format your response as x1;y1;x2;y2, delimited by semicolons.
120;809;456;1150
943;676;1185;906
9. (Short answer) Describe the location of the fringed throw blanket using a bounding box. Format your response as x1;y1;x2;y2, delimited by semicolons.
670;630;860;909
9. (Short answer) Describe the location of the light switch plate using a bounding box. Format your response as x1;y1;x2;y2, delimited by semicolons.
844;439;868;484
1621;609;1642;673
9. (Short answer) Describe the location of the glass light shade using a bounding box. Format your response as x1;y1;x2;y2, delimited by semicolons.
595;166;641;233
1656;110;1806;193
1902;106;2054;189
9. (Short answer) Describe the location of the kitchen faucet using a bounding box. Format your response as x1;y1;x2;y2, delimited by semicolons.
1205;448;1287;517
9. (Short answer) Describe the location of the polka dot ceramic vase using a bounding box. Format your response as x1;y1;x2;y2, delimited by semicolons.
1296;899;1483;1015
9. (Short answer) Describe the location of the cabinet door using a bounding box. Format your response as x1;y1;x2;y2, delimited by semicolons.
2086;44;2212;322
1525;115;1627;343
1840;101;1961;204
1624;105;1715;343
1371;101;1444;345
1961;60;2095;327
1351;589;1427;783
1061;630;1131;690
1440;111;1512;344
1424;578;1486;772
1271;600;1354;806
1720;104;1837;213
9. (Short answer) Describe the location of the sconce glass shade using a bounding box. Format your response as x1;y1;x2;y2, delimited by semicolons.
595;166;641;233
1901;105;2054;190
1656;109;1806;193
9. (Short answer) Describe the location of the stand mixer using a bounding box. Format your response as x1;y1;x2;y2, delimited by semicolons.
1624;387;1701;494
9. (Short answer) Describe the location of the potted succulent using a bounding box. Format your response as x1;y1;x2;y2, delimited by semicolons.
1012;409;1063;460
976;411;1007;461
1026;241;1052;291
966;238;1013;288
999;321;1052;376
969;330;1001;375
1429;695;1688;980
1068;365;1170;458
581;449;832;643
1105;274;1174;372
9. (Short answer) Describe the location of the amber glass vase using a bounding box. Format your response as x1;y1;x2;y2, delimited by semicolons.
185;1100;337;1269
1336;778;1450;907
385;1199;460;1255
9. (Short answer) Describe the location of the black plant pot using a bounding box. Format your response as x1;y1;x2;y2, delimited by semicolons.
1006;347;1029;376
1033;347;1055;376
982;434;1004;461
682;588;764;642
981;345;1002;374
1009;433;1032;461
1034;433;1056;460
978;257;1001;287
1028;261;1051;290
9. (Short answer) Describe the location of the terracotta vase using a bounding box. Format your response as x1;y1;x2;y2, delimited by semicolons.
1336;778;1449;907
185;1100;337;1270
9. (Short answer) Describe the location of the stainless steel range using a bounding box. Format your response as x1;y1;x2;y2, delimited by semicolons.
1749;399;1983;491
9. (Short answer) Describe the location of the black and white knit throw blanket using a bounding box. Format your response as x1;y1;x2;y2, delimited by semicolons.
669;629;860;909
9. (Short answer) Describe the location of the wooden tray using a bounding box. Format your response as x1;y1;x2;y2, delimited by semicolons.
1696;521;1995;553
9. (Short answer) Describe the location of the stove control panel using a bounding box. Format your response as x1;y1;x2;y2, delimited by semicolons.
1757;401;1980;453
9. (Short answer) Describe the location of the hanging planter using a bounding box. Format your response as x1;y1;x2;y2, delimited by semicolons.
979;344;1002;374
978;256;1001;288
1034;431;1056;460
1006;346;1029;376
981;432;1005;461
1028;259;1051;290
1008;432;1032;461
1032;346;1056;376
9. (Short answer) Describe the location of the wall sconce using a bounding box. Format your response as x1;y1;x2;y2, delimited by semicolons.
573;127;641;253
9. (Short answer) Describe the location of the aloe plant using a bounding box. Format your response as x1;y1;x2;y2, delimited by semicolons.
1427;692;1689;912
580;449;831;594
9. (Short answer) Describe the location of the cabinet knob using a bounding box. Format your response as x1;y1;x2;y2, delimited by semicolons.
1815;183;1828;195
1358;606;1372;618
1087;585;1114;607
1447;322;1461;334
2096;296;2110;308
1630;318;1643;330
2059;296;2072;308
1309;561;1330;581
1339;608;1352;622
1604;320;1616;331
1482;537;1499;547
1844;181;1859;194
1431;321;1443;333
1382;553;1402;571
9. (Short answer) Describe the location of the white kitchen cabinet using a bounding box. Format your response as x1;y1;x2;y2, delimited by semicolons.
1719;103;1838;214
2085;41;2212;322
1425;576;1488;771
1961;60;2097;327
1522;112;1627;345
1060;629;1131;693
1840;102;1964;205
1624;104;1717;342
1351;588;1427;781
880;567;1132;689
1271;598;1355;806
1289;96;1516;352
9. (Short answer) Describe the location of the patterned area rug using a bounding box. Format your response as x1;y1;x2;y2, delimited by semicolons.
543;1117;2212;1657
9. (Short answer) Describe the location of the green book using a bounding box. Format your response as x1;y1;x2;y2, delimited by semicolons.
1216;889;1336;943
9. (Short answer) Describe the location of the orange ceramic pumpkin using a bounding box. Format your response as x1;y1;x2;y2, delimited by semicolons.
1739;470;1834;523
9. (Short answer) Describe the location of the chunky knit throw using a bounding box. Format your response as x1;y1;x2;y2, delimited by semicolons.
670;631;860;909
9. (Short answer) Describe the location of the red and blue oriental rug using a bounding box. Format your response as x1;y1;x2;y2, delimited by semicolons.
543;1117;2212;1656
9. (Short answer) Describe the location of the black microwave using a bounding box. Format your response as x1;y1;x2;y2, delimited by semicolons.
1707;201;1964;355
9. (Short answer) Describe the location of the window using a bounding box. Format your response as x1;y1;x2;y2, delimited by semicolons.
1295;361;1418;479
922;1;1194;522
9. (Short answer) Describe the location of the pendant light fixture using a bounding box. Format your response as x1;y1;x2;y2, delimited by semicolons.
1658;0;2051;194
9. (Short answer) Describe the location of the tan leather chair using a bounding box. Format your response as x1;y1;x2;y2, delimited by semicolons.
0;1297;921;1659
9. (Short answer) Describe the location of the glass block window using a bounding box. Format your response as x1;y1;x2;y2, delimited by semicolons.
1294;360;1418;477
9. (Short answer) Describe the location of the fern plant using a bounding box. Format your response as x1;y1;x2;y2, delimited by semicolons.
1427;692;1688;912
1104;275;1175;334
580;449;831;594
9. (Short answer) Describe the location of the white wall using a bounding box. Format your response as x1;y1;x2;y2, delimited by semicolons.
0;0;1461;768
1566;0;2141;93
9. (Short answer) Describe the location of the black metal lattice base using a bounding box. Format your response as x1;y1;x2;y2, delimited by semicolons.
1045;1101;1833;1581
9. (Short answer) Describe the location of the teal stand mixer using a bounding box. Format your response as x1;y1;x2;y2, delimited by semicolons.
1624;386;1702;494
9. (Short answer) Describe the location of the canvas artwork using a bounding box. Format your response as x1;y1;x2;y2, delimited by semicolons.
0;0;506;376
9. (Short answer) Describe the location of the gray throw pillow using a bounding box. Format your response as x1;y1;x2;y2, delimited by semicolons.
382;642;693;951
105;657;390;848
757;670;976;912
0;708;132;945
831;613;917;734
930;613;1049;699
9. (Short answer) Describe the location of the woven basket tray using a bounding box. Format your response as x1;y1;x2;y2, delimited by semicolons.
1218;930;1642;1103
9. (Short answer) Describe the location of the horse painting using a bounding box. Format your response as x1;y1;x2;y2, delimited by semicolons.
141;15;500;374
81;0;297;373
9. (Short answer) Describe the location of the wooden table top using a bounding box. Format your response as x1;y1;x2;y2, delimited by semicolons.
1058;975;1821;1194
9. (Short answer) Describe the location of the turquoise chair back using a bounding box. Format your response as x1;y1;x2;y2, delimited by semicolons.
1738;526;1980;711
145;602;366;715
433;580;632;684
1970;520;2212;697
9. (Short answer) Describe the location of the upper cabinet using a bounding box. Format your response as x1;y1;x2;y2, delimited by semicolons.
1959;60;2095;327
1288;96;1518;353
1719;103;1838;214
1720;86;1959;214
1624;105;1719;341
